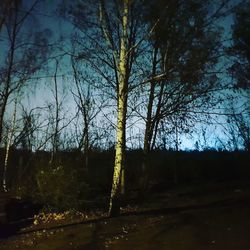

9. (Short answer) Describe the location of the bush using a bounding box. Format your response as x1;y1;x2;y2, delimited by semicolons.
35;164;88;211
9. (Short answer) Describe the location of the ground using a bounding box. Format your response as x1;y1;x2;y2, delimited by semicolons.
1;180;250;250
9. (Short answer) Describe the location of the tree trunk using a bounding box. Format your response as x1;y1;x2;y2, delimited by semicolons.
174;117;179;184
0;104;6;145
109;0;129;217
141;98;153;194
1;17;16;188
140;47;158;194
83;126;89;172
49;60;60;166
3;96;17;192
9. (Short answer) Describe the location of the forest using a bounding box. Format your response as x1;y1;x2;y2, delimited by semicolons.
0;0;250;249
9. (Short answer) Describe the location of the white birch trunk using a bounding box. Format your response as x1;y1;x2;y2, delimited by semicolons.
109;0;129;216
3;97;17;192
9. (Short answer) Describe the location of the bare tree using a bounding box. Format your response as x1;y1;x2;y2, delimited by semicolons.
0;0;51;191
14;108;34;151
48;59;61;166
71;57;102;171
0;0;49;145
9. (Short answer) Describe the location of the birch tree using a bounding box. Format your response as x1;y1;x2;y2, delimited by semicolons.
63;0;142;216
106;0;130;216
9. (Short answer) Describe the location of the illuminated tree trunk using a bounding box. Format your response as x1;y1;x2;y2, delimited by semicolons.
109;0;129;217
3;96;17;192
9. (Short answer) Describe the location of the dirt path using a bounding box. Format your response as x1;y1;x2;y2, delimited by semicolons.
1;182;250;250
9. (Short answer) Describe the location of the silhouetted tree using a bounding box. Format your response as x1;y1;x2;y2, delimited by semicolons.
229;2;250;89
225;102;250;151
48;59;61;166
226;2;250;151
71;56;102;171
0;0;49;145
0;0;50;191
138;0;235;191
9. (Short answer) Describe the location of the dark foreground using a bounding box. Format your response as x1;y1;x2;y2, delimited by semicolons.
1;181;250;250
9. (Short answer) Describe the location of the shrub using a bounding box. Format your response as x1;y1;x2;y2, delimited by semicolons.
35;164;88;211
